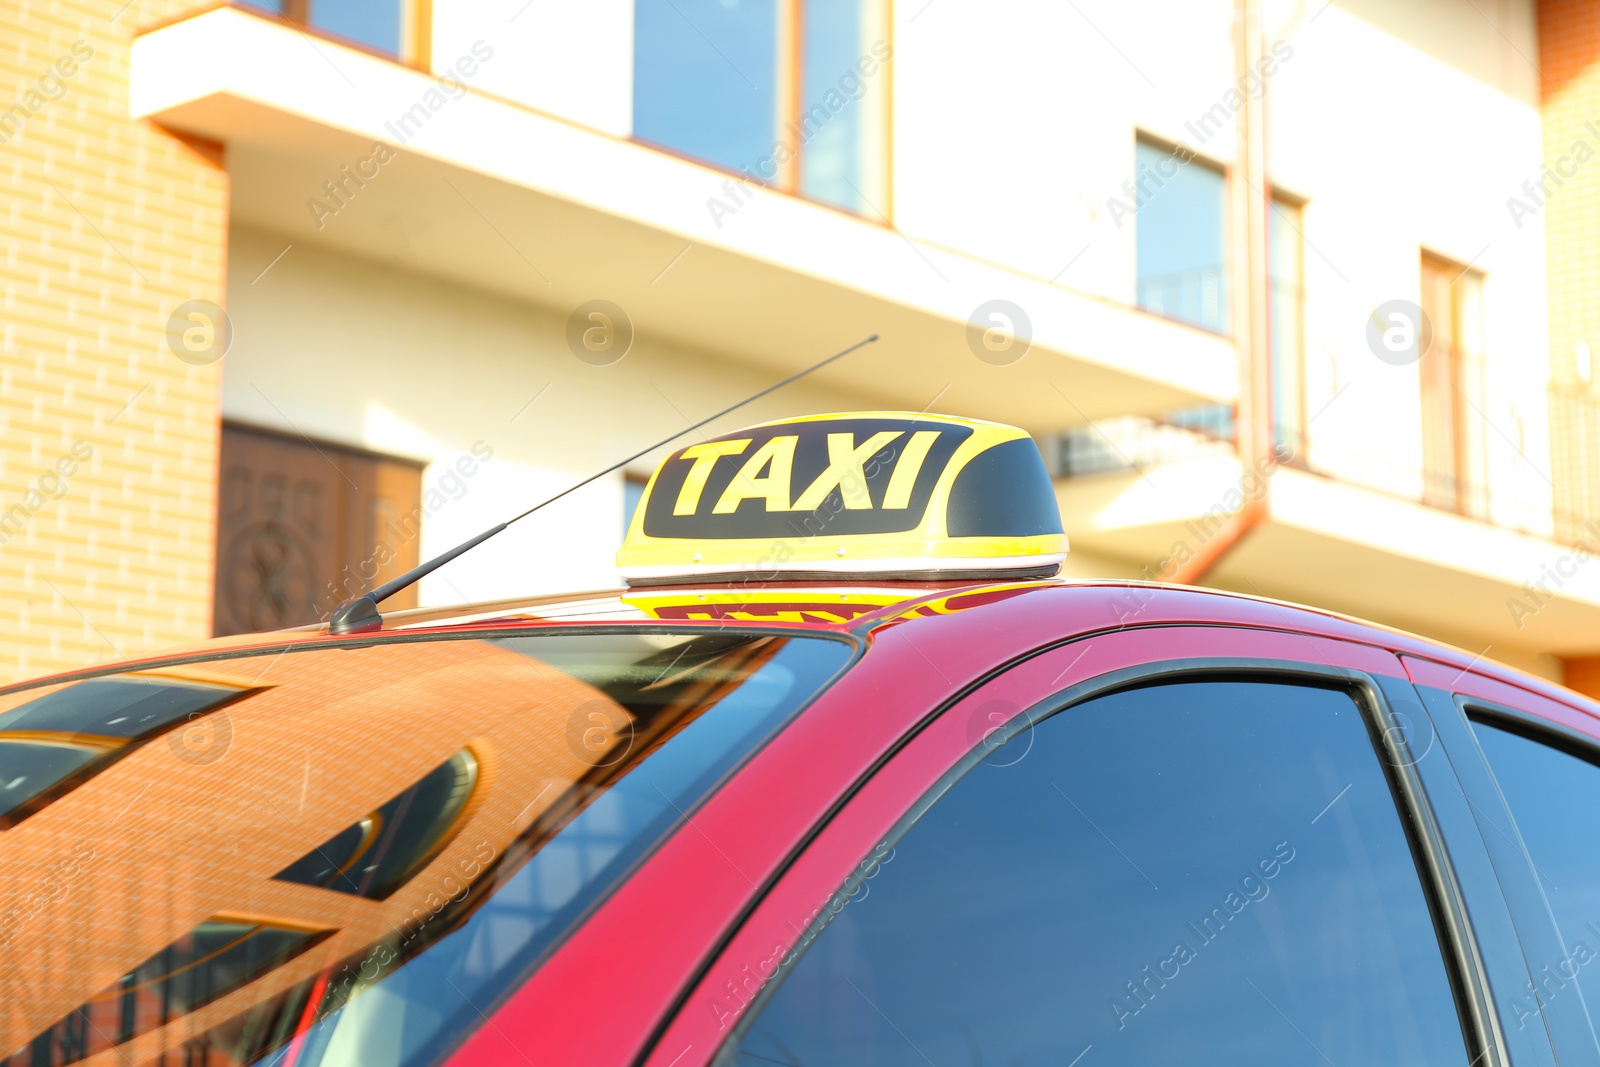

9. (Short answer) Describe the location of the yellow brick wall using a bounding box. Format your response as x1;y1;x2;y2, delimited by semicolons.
0;0;226;683
1539;0;1600;697
1540;0;1600;386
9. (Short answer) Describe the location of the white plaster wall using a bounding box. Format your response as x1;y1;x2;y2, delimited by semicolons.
891;0;1235;302
430;0;634;136
892;0;1548;531
1263;0;1550;533
224;226;880;606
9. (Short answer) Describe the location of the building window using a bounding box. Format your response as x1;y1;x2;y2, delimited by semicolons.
633;0;890;215
623;472;648;538
1269;193;1306;456
239;0;420;60
1134;137;1228;334
1419;254;1487;515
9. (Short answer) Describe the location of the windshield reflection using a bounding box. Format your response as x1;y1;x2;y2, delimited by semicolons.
0;630;849;1067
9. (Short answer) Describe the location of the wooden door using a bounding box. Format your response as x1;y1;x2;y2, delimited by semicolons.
214;423;423;636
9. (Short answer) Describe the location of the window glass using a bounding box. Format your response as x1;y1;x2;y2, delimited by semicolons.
1135;139;1228;333
0;675;250;824
273;748;479;900
799;0;883;212
721;680;1467;1067
310;0;402;56
1472;719;1600;1030
633;0;886;213
633;0;780;174
0;629;850;1067
623;474;647;538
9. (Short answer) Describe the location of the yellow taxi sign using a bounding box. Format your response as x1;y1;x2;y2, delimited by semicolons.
617;411;1067;584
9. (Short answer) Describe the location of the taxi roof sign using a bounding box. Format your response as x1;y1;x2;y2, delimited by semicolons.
617;411;1067;584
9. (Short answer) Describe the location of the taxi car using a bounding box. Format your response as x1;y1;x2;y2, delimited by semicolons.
2;411;1599;1067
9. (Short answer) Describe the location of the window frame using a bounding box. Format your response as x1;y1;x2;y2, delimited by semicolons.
1268;189;1307;457
641;628;1508;1067
1405;653;1600;1067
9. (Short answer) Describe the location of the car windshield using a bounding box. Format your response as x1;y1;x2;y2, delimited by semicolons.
0;628;852;1067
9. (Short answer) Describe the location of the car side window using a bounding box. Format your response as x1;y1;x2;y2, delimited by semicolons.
1471;718;1600;1028
716;679;1469;1067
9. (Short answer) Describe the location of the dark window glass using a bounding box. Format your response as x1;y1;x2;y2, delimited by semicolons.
0;676;243;738
274;748;479;899
1472;719;1600;1029
633;0;779;173
24;920;331;1064
721;680;1466;1067
0;742;101;816
1135;139;1228;333
0;676;248;823
0;630;849;1067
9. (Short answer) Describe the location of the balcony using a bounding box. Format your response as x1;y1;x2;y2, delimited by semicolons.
128;4;1237;435
1051;401;1600;663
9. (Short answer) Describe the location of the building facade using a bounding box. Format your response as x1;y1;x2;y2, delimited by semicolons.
4;0;1600;691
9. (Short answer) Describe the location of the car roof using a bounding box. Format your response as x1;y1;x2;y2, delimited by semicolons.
6;580;1597;724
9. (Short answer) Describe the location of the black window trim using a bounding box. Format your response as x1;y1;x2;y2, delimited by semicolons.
701;655;1503;1067
0;623;866;700
1465;698;1600;771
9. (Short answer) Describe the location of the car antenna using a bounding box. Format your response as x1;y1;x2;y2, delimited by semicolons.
328;333;881;634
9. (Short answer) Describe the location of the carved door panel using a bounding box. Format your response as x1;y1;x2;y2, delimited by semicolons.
214;424;422;636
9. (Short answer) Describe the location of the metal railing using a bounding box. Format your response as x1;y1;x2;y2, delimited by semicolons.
1049;380;1572;547
1048;405;1235;479
1136;267;1229;335
1551;383;1600;545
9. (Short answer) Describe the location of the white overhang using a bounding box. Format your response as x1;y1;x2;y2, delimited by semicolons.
1060;462;1600;659
130;5;1236;434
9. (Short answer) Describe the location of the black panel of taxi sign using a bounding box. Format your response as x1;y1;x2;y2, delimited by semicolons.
641;418;971;539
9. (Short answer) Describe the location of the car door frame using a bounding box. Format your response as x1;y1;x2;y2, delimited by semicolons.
639;623;1548;1067
1407;654;1600;1065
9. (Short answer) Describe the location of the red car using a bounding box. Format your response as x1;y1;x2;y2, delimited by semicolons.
2;412;1597;1067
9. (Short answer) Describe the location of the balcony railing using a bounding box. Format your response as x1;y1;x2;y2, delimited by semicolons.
1050;382;1570;548
1136;267;1228;336
1551;383;1600;544
1048;405;1234;478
